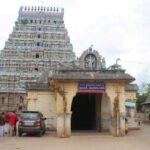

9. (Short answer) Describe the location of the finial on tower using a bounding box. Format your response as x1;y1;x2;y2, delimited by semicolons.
44;7;46;11
89;45;93;51
116;58;120;65
38;6;40;11
19;6;23;12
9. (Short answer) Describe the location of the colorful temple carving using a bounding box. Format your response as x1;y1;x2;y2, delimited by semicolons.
0;6;75;111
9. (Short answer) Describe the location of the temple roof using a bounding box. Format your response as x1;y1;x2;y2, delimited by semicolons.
48;69;135;82
125;84;139;91
143;93;150;105
0;83;26;93
26;82;49;91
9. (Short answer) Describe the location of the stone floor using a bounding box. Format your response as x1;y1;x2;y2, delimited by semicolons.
0;123;149;150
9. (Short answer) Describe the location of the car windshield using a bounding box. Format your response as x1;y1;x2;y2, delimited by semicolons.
21;112;39;120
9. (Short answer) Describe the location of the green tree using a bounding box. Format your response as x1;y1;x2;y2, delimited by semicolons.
136;83;150;112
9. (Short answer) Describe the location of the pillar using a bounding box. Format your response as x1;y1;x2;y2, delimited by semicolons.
101;93;112;132
56;112;72;137
56;93;64;137
105;82;126;136
64;112;72;137
56;82;77;138
56;113;65;137
107;82;125;136
119;85;126;136
63;83;77;137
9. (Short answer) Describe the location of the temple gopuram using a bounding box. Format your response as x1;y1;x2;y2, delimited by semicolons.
0;6;75;112
0;6;138;137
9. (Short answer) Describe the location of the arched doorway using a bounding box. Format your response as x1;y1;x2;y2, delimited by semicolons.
71;93;102;131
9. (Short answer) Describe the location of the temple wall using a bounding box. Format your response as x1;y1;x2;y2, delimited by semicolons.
0;93;26;112
27;91;56;130
27;82;78;134
27;81;128;137
125;91;137;100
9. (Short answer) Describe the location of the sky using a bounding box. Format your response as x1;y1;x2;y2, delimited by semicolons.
0;0;150;85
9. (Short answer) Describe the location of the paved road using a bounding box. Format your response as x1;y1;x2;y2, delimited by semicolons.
0;123;150;150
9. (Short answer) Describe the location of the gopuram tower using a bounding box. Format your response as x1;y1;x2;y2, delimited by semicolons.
0;6;75;111
0;6;75;73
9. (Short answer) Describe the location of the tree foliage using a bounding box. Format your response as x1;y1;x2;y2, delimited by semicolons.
136;83;150;112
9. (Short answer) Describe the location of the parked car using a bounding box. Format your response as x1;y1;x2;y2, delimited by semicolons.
18;111;46;137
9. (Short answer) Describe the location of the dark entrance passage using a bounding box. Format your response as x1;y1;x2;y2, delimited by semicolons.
71;93;96;130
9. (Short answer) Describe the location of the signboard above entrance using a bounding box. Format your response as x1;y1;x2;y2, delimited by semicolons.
78;83;105;93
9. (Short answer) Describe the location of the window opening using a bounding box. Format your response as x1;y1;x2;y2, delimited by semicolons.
36;53;39;58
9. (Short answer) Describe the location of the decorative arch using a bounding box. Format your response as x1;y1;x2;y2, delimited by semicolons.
79;46;106;70
84;53;97;69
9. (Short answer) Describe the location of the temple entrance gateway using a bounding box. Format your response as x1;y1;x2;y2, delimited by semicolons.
71;93;102;131
39;46;136;137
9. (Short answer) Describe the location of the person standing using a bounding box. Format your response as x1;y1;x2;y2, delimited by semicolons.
4;111;9;136
15;113;20;136
8;111;17;136
14;112;18;136
0;112;5;136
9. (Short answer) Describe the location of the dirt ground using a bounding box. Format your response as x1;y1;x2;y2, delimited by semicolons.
0;123;150;150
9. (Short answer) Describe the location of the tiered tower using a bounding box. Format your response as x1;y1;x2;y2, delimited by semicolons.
0;6;75;111
0;6;75;75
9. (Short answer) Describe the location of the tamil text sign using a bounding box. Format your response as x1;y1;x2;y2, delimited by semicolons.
78;83;105;93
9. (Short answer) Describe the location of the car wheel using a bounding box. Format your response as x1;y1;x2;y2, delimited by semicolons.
38;131;42;137
43;129;45;135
